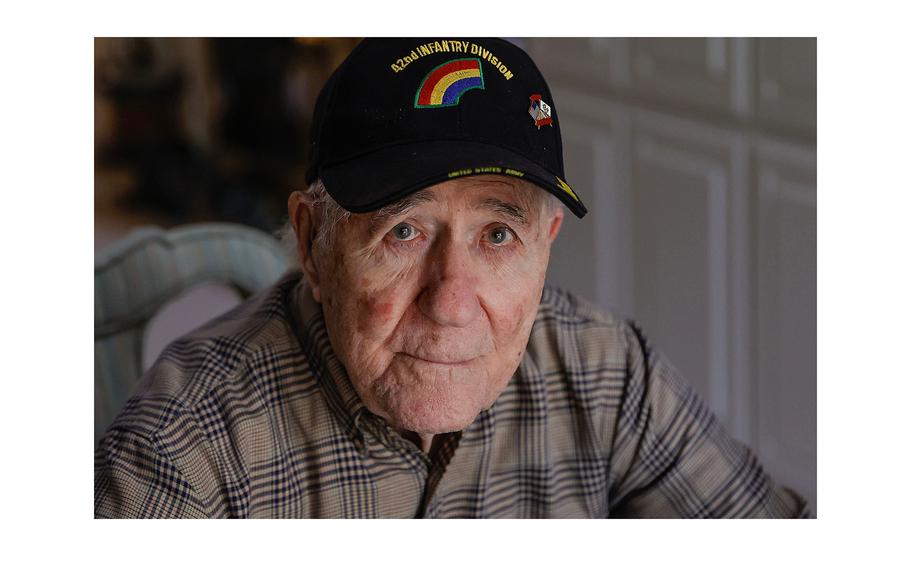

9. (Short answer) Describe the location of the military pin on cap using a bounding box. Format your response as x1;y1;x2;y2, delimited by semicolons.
528;94;553;129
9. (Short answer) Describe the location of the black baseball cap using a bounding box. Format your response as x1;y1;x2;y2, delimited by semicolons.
305;38;587;218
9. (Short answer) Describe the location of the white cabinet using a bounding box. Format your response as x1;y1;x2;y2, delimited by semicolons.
628;38;751;116
546;88;633;316
530;37;816;511
629;111;753;443
757;38;817;134
754;138;817;509
527;38;621;93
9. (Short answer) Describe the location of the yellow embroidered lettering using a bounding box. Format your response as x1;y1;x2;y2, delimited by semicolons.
448;168;473;178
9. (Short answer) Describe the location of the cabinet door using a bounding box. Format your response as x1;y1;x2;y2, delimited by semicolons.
629;38;751;117
754;137;817;511
525;38;627;94
545;88;634;317
630;109;753;443
756;38;817;136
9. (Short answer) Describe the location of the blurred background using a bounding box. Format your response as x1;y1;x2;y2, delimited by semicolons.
94;38;816;510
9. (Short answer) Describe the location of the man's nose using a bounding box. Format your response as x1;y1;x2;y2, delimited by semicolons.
417;237;482;328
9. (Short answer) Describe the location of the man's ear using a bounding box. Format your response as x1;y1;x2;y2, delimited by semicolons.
288;191;323;303
547;207;564;243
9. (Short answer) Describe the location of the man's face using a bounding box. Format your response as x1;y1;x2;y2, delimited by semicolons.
301;175;563;435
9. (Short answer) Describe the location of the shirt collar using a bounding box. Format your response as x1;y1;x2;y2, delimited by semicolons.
285;272;371;441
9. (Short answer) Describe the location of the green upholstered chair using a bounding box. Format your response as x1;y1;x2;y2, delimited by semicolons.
94;223;291;444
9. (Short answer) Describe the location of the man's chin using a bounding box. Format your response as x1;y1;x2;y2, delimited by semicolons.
372;394;486;436
383;405;480;436
360;361;513;436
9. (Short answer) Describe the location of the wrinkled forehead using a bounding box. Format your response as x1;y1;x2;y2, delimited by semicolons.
364;175;549;226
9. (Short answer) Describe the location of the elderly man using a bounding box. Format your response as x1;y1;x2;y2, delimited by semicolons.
95;38;809;518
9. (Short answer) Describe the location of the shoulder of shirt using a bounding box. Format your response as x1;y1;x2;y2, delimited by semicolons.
104;271;308;439
533;285;667;379
536;285;653;348
537;285;624;326
525;285;641;374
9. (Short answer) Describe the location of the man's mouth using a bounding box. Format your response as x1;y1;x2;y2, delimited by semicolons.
399;352;476;366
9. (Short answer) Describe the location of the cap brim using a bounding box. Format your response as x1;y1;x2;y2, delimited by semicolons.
318;140;587;218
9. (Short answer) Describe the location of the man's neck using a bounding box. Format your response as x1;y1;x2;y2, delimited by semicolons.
396;429;435;453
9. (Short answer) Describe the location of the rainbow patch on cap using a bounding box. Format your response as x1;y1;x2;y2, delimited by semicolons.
414;58;485;108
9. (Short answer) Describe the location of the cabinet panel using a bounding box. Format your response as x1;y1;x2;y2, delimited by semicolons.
757;38;817;135
631;111;751;440
546;125;599;303
525;38;628;94
754;138;817;510
629;38;750;117
545;90;632;315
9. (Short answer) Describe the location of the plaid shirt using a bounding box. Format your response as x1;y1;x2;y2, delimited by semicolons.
95;271;809;518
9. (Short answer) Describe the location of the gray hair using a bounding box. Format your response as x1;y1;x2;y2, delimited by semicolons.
277;177;562;268
277;178;350;268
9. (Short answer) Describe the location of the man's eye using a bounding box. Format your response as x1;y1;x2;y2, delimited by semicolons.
487;227;514;246
390;222;418;241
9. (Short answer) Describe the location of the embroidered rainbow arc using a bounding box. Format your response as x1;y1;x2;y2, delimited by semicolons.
414;58;485;108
